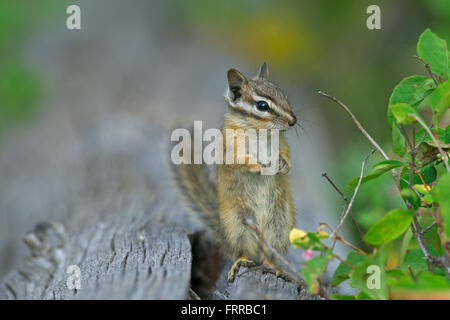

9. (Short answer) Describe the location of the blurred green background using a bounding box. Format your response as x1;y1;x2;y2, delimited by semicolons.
3;0;449;141
0;0;449;278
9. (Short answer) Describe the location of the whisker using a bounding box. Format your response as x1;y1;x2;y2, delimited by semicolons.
296;122;310;139
294;125;300;140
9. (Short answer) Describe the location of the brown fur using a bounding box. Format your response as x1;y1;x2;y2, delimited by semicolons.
171;63;297;265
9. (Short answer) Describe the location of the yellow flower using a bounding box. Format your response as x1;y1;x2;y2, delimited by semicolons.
289;228;307;243
316;230;330;239
414;184;431;194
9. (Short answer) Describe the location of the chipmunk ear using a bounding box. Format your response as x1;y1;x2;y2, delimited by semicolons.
256;62;269;80
227;68;248;103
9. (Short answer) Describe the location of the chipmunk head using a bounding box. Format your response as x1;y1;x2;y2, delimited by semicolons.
224;62;297;130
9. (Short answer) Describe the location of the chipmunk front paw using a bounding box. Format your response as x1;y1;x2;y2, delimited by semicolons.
245;154;262;173
278;157;291;175
259;156;291;175
227;256;257;283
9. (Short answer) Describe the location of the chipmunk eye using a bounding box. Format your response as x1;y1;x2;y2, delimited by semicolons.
256;100;269;112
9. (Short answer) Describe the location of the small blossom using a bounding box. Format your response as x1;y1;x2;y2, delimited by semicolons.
302;249;313;260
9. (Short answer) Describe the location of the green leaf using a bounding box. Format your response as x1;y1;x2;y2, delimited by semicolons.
388;76;429;106
306;232;326;251
413;78;436;104
446;125;450;144
400;163;437;189
432;172;450;237
346;160;404;190
355;291;375;300
331;251;366;287
429;81;450;126
301;253;330;295
331;294;357;300
400;248;428;273
421;193;434;205
415;272;450;289
400;188;420;209
392;123;406;156
290;231;326;252
417;28;449;80
390;103;423;125
349;252;388;300
415;127;450;148
421;163;438;184
365;209;415;245
387;75;428;128
386;269;412;288
390;272;450;291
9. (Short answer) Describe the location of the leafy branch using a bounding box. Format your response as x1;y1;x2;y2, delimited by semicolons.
289;28;450;300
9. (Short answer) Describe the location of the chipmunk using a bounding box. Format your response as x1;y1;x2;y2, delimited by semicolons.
171;62;297;282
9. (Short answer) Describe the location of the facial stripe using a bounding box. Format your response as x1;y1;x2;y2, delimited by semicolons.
225;87;295;125
250;93;294;122
232;105;267;120
271;105;295;123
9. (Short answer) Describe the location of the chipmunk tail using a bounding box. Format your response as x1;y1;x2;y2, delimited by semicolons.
167;126;223;240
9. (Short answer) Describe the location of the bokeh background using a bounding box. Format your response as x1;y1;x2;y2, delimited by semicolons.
0;0;448;285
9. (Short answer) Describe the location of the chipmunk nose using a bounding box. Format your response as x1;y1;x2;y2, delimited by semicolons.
289;115;297;127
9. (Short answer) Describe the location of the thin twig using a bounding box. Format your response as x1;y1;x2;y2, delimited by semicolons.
415;128;428;152
434;208;450;268
410;114;449;172
333;254;354;268
318;91;442;271
321;173;348;203
319;167;372;288
398;121;449;271
410;216;449;278
403;125;450;275
401;178;422;199
318;91;389;160
321;172;371;250
320;222;369;256
414;167;429;187
331;149;375;250
244;218;305;285
408;265;416;281
403;126;440;271
335;235;369;256
408;127;420;199
399;125;413;151
414;55;442;86
421;222;436;234
410;218;434;270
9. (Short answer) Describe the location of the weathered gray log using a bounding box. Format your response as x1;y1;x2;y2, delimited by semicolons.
0;215;312;300
190;231;312;300
0;216;192;300
213;266;311;300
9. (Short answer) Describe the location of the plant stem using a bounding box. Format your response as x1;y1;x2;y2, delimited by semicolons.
331;150;375;250
318;91;445;271
320;222;369;256
414;55;442;86
401;178;422;198
318;91;389;160
244;218;305;285
321;172;371;249
410;114;449;172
